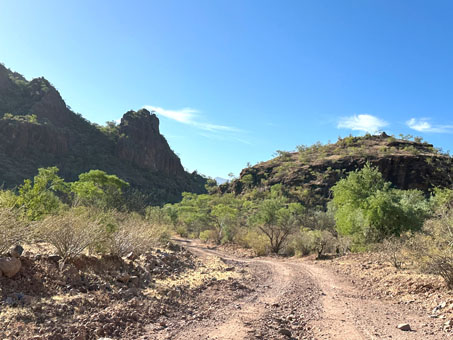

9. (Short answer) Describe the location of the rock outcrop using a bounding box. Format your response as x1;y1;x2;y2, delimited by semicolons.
116;109;184;176
221;133;453;208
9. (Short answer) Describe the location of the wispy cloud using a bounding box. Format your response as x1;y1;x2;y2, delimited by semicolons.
406;118;453;133
337;114;388;133
144;105;240;133
143;105;249;144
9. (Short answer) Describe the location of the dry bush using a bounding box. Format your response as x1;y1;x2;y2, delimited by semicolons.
107;214;169;257
291;229;337;258
407;207;453;288
291;231;314;256
0;208;29;255
37;208;105;262
378;235;407;269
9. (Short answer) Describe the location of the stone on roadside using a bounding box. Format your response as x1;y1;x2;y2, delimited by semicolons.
278;328;292;337
9;245;24;258
0;256;21;278
397;323;411;331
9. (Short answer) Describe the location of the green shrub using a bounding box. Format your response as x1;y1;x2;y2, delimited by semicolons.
175;225;188;237
199;229;217;243
331;164;430;247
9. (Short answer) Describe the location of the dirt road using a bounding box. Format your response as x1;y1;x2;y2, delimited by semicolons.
143;239;450;340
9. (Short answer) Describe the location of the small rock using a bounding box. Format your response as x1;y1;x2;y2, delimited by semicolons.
166;242;181;252
279;328;292;337
117;273;131;283
125;252;137;261
9;245;24;258
48;254;62;262
0;257;21;278
129;275;140;286
397;323;411;331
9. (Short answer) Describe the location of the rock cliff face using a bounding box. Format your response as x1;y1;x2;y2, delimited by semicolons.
116;109;184;176
0;63;205;204
221;134;453;208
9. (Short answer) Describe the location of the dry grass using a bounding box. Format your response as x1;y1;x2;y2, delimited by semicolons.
144;256;242;298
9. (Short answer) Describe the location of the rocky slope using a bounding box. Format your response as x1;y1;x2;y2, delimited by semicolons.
221;133;453;208
0;63;205;204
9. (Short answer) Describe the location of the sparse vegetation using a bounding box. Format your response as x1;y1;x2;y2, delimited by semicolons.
0;208;28;255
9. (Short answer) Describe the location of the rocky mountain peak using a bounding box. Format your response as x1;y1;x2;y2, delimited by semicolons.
116;108;184;176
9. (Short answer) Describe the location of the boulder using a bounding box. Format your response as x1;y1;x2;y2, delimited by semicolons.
0;257;21;278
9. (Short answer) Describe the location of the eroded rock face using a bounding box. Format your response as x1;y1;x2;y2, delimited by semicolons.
116;109;185;176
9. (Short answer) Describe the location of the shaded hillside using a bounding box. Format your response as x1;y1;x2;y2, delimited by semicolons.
0;63;206;204
221;133;453;208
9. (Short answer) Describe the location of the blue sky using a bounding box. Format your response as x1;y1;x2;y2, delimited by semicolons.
1;1;452;178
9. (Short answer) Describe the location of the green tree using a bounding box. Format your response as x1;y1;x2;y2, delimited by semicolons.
331;164;429;247
251;197;303;254
211;203;239;244
16;167;67;220
71;170;129;209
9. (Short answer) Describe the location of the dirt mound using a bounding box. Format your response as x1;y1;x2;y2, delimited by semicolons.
0;245;203;339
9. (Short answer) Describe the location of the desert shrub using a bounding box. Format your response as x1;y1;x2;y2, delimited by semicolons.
0;190;17;208
291;228;337;258
300;209;336;232
407;206;453;288
107;215;168;257
337;236;352;255
37;208;105;262
236;230;270;256
199;229;217;243
175;224;188;237
145;206;171;225
291;230;315;256
312;230;337;259
430;188;453;210
378;236;407;269
0;208;29;255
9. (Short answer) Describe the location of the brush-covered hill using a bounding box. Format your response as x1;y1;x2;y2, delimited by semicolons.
0;63;206;204
220;133;453;208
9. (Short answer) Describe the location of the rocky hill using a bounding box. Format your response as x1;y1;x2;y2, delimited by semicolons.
221;133;453;208
0;63;206;204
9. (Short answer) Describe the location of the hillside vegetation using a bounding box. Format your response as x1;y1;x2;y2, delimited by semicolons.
221;133;452;208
